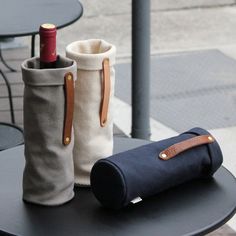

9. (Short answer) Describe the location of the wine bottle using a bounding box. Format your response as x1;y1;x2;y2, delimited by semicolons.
39;23;57;69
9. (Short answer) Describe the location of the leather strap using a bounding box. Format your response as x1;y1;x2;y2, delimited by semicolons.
63;72;74;145
100;58;111;127
159;135;215;160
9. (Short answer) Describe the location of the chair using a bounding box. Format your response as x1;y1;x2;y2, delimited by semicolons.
0;43;16;124
0;122;24;151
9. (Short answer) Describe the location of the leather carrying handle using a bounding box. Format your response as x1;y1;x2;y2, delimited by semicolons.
159;135;215;160
63;72;74;145
100;58;111;127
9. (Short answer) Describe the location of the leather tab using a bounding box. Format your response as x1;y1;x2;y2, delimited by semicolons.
100;58;111;127
63;72;74;145
159;135;215;160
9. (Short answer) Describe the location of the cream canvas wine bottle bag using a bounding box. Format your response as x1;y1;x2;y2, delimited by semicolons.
21;56;76;206
66;39;116;186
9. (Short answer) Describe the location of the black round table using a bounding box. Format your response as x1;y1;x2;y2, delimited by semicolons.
0;137;235;236
0;0;83;38
0;0;83;57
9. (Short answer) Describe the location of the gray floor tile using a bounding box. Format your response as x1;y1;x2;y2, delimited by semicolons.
115;49;236;132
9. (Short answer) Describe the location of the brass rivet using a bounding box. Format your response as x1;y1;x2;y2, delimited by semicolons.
67;74;72;81
65;137;70;143
161;153;167;159
208;136;213;141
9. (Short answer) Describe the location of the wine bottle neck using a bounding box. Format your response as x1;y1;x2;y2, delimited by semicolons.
39;24;57;64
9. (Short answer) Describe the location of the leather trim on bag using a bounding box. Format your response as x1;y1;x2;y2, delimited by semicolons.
159;135;215;160
63;72;74;145
100;58;111;127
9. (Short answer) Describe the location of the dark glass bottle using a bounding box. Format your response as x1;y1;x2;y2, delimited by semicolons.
39;23;57;69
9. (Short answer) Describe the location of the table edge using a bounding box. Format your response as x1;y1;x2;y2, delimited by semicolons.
0;1;83;38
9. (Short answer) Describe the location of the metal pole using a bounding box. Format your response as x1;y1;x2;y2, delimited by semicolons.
31;35;35;57
131;0;151;139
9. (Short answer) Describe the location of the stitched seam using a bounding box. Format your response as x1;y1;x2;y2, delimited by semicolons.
101;159;128;208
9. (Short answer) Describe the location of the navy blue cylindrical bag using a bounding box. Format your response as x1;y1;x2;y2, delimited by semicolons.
90;128;223;209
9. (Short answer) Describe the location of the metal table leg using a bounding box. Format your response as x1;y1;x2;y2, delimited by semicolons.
0;69;15;124
0;44;17;72
131;0;151;140
31;35;35;57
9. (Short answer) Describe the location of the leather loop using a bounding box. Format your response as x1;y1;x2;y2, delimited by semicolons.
159;135;215;160
63;72;74;145
100;58;111;127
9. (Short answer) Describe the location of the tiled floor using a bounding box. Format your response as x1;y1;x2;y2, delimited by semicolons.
0;48;26;126
115;50;236;132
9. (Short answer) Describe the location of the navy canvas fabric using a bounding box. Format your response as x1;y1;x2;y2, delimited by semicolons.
91;128;223;209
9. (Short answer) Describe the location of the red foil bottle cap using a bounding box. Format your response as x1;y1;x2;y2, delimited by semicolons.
39;23;57;63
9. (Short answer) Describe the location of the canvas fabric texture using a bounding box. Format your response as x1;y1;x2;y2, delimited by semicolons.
91;128;223;209
66;39;116;186
21;56;77;206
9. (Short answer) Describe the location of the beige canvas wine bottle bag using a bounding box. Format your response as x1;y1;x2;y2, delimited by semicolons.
21;56;77;206
66;39;116;186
